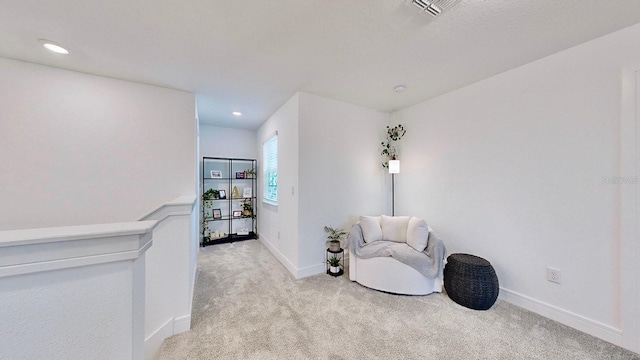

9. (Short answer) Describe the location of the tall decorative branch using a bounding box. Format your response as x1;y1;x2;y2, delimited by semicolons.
380;124;406;168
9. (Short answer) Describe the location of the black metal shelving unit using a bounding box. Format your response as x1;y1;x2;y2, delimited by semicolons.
201;157;257;246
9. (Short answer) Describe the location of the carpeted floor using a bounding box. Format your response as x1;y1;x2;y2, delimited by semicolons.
159;240;640;360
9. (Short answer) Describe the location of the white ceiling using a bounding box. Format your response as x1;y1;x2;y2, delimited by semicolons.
2;0;640;130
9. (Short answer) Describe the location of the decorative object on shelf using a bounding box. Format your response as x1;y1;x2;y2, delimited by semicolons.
201;189;221;236
244;168;256;178
218;189;227;199
232;210;242;218
202;188;220;200
241;198;253;217
212;209;222;219
231;186;241;198
323;225;347;251
380;122;406;169
209;230;226;239
235;171;245;179
210;170;222;178
243;187;252;198
237;228;249;235
326;247;344;277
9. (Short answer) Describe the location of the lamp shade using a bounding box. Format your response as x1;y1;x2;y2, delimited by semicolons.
388;160;400;174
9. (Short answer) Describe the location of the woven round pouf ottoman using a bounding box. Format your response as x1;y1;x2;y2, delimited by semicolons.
444;253;499;310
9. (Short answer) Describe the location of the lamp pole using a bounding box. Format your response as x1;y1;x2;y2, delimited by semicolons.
391;173;395;216
388;159;400;217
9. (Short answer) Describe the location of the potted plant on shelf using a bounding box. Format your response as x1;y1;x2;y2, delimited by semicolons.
201;189;221;240
241;198;254;218
202;188;220;200
326;255;341;274
324;225;347;252
244;168;257;179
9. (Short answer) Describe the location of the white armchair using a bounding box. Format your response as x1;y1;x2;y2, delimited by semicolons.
346;215;446;295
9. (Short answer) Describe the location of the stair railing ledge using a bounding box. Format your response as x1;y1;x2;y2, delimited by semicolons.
0;220;157;278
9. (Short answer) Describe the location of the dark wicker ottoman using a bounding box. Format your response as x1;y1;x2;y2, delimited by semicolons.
444;253;499;310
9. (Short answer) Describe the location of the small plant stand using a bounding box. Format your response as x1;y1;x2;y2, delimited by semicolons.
326;247;344;277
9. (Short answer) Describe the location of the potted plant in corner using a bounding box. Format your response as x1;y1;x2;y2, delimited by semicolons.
324;225;347;252
327;255;341;275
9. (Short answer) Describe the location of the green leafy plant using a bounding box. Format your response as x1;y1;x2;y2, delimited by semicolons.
201;189;221;239
244;168;257;178
241;198;255;218
202;188;220;200
326;255;341;267
324;225;346;251
380;124;406;168
323;226;347;242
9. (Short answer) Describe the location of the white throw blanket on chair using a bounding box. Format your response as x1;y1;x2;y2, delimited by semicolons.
344;223;446;278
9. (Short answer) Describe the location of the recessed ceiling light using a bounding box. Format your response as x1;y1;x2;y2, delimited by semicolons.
39;40;69;55
232;111;242;116
394;85;406;93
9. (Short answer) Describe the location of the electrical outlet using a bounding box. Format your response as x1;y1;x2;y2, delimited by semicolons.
547;267;562;284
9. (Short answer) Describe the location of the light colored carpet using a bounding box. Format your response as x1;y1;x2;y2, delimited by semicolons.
159;240;639;360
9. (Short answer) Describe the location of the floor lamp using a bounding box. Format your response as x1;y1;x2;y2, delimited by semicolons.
389;160;400;216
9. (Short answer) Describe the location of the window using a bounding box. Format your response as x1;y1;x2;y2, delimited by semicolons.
263;133;278;205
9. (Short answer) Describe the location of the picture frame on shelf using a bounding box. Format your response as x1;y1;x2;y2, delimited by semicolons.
243;187;252;198
210;170;222;178
212;209;222;219
235;172;245;179
232;210;242;218
218;190;227;199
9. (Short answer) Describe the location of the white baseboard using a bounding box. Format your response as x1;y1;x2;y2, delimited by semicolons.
144;315;191;360
499;287;623;346
258;234;325;279
297;263;325;278
259;234;298;277
144;318;173;360
173;315;191;334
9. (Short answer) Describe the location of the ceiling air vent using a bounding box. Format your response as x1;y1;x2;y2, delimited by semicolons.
409;0;461;17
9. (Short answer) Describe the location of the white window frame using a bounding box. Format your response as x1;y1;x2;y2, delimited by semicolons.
262;133;278;205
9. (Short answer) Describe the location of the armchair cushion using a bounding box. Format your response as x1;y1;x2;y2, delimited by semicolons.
381;215;410;242
406;217;429;252
359;216;382;242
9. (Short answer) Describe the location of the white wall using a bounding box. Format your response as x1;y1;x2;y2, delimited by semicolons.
140;196;195;360
199;124;257;159
396;23;640;349
257;94;300;274
256;92;388;278
0;58;196;230
297;93;387;275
